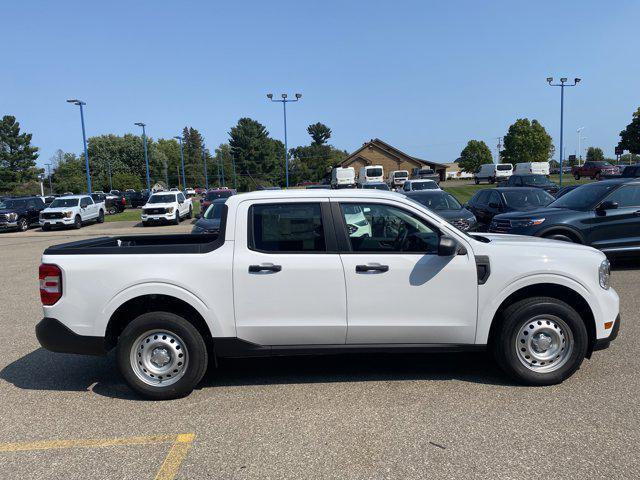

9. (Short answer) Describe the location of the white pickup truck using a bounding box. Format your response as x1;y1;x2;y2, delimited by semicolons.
39;195;105;230
36;190;620;399
141;191;192;226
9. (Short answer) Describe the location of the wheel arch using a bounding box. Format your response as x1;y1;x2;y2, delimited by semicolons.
537;225;585;244
486;283;597;358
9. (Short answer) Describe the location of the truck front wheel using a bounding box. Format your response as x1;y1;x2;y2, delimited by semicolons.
117;312;208;400
574;174;580;180
492;297;588;386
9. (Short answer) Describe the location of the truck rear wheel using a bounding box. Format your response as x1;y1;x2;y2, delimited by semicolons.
492;297;588;386
97;210;105;223
116;312;208;400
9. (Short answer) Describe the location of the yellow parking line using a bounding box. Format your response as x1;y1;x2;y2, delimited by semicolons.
155;433;196;480
0;433;196;480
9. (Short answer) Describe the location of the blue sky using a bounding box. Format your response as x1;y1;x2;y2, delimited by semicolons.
2;0;639;168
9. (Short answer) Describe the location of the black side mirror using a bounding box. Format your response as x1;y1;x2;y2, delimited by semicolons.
437;236;458;256
488;202;499;209
597;201;618;211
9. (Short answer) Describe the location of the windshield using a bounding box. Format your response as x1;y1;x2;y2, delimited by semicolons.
521;175;552;185
362;183;389;190
394;171;408;178
593;162;612;167
50;198;79;208
502;190;554;208
204;203;224;220
410;181;438;191
0;199;28;210
206;190;233;200
549;183;618;210
497;164;512;171
410;192;462;210
148;194;176;204
366;167;383;177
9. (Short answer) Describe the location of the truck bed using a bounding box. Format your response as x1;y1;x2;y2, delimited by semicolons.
43;233;222;255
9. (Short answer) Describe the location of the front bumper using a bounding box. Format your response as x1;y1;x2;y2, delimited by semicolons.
141;213;175;223
39;217;75;227
0;221;19;230
593;314;621;352
36;318;106;356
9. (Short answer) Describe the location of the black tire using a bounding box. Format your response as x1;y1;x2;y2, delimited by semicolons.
474;177;480;185
97;210;105;223
173;211;180;225
490;177;496;184
574;174;580;180
492;297;588;386
595;172;602;181
17;217;29;232
73;215;82;229
142;221;149;227
186;206;193;219
108;206;117;215
42;224;51;232
116;312;208;400
543;233;575;243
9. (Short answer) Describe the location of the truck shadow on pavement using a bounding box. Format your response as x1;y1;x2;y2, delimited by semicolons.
1;348;513;400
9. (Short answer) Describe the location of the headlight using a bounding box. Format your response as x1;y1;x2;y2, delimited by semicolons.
8;213;17;221
63;211;73;218
165;207;175;214
599;259;611;290
509;218;545;228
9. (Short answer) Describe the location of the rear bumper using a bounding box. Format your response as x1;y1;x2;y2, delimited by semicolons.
593;314;621;352
36;317;106;356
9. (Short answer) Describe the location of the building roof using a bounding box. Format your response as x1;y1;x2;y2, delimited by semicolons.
341;138;448;169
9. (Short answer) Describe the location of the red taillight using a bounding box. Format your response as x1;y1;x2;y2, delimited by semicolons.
121;197;126;205
39;264;62;306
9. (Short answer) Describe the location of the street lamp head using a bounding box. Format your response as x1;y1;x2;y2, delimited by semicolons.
295;93;302;99
66;99;79;104
574;77;581;84
281;93;287;99
266;93;273;99
560;77;568;83
134;122;146;127
546;77;553;84
173;136;182;141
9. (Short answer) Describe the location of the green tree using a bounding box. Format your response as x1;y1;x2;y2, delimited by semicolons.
182;126;208;188
87;134;148;191
458;140;493;173
586;147;605;162
51;152;86;194
0;115;40;192
307;122;332;145
228;118;283;190
210;144;236;189
156;138;181;188
501;118;553;164
112;172;143;191
618;107;640;154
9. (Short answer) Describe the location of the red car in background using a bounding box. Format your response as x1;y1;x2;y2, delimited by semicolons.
199;188;236;215
194;187;205;195
572;161;619;180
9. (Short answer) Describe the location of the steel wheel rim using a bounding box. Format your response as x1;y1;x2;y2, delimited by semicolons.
515;315;573;373
129;329;189;387
19;219;28;231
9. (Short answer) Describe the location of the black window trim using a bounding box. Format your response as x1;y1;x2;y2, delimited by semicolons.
331;200;442;254
247;201;338;254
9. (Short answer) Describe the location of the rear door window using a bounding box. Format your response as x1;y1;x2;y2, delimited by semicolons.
250;203;326;252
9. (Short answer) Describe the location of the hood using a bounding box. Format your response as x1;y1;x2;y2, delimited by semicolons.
472;232;596;253
143;202;176;209
42;206;75;213
435;207;475;221
193;217;221;231
494;206;575;221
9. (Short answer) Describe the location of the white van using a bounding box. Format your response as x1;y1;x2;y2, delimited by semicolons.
358;165;384;185
474;163;513;184
387;170;409;189
514;162;550;176
331;167;356;189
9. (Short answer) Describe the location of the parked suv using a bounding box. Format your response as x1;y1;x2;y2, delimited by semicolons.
199;189;236;215
504;174;559;195
572;161;620;180
466;187;555;228
40;195;105;230
489;179;640;253
0;196;46;232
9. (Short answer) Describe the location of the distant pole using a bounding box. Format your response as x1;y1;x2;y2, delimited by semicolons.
174;136;186;189
135;123;151;191
202;146;209;190
107;159;113;191
267;93;302;188
220;156;226;187
45;163;53;194
547;77;581;186
496;137;502;164
232;156;237;190
576;127;584;166
66;99;92;193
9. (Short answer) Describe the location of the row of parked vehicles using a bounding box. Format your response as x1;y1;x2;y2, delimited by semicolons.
330;165;441;190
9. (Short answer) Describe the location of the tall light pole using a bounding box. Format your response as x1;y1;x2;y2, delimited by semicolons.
267;93;302;188
202;145;209;190
106;158;113;192
66;99;92;193
174;136;186;189
45;163;53;194
546;77;580;186
135;122;151;192
576;127;585;165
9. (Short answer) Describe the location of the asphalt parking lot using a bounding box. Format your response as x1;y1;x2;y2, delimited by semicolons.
0;222;639;479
